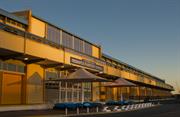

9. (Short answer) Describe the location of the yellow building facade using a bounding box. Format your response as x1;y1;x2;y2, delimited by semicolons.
0;8;173;105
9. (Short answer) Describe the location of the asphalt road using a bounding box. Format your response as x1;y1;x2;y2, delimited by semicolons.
71;104;180;117
0;103;180;117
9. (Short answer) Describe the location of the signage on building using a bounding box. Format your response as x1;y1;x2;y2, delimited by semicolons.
70;57;104;71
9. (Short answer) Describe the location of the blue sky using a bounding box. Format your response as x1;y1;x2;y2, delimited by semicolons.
0;0;179;93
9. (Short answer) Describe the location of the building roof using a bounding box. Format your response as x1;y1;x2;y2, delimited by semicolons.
102;53;165;83
0;8;28;25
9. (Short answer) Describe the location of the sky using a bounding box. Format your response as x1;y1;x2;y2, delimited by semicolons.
0;0;179;93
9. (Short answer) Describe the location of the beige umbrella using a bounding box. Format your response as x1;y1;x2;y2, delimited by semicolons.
52;68;109;82
104;78;136;101
49;68;110;102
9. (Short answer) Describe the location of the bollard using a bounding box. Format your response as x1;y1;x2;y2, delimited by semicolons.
96;107;99;112
65;108;68;115
87;107;90;113
77;107;79;114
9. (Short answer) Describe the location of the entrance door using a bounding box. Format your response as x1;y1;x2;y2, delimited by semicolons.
1;73;22;104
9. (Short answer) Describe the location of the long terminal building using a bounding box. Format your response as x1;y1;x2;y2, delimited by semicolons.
0;8;173;105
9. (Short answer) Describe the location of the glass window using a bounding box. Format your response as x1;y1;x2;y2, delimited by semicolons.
46;71;58;80
67;91;72;98
74;37;83;52
17;65;25;73
62;31;73;48
73;91;78;98
47;25;60;45
0;61;2;70
84;42;92;56
0;61;3;69
61;90;66;101
61;82;66;88
3;62;8;70
8;63;16;72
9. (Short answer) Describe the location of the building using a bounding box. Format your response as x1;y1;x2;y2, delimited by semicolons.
0;8;173;105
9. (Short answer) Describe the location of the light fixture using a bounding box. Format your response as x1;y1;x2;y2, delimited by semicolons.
24;57;29;60
99;71;103;74
60;65;64;68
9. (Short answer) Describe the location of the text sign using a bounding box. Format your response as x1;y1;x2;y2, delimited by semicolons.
70;57;104;71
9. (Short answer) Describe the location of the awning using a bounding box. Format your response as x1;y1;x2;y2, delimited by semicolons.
46;68;110;103
104;77;136;87
104;78;136;101
48;68;110;82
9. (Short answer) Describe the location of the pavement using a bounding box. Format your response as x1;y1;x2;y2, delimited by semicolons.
69;104;180;117
0;102;180;117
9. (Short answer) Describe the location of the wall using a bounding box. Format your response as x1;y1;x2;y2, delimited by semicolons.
92;46;100;58
30;17;45;38
0;30;24;53
25;39;64;63
26;64;44;104
1;72;22;104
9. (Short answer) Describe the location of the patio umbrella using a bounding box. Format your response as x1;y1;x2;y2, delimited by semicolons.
104;78;136;101
54;68;109;82
49;68;110;102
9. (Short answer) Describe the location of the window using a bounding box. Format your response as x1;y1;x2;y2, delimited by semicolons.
46;71;58;80
74;37;83;52
3;63;8;70
61;90;66;101
62;31;73;48
47;25;60;44
0;61;25;73
84;42;92;56
0;61;2;70
17;65;25;73
8;63;16;71
0;15;4;22
67;91;72;101
73;91;78;98
6;18;26;30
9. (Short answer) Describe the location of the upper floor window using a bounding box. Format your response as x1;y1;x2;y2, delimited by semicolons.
74;37;83;52
62;31;73;49
47;25;60;44
45;71;58;80
84;42;92;56
6;18;26;30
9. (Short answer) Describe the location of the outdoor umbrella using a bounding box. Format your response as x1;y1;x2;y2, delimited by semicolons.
50;68;110;102
104;77;136;101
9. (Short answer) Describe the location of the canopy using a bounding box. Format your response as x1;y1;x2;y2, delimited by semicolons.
104;77;136;87
50;68;109;82
47;68;109;103
104;78;136;101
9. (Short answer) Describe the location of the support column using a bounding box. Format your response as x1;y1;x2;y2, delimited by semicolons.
144;87;147;97
138;86;141;101
72;83;74;102
65;82;67;102
59;82;61;103
127;87;130;100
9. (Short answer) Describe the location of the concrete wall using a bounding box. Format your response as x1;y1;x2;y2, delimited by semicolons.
30;17;46;38
26;64;44;104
